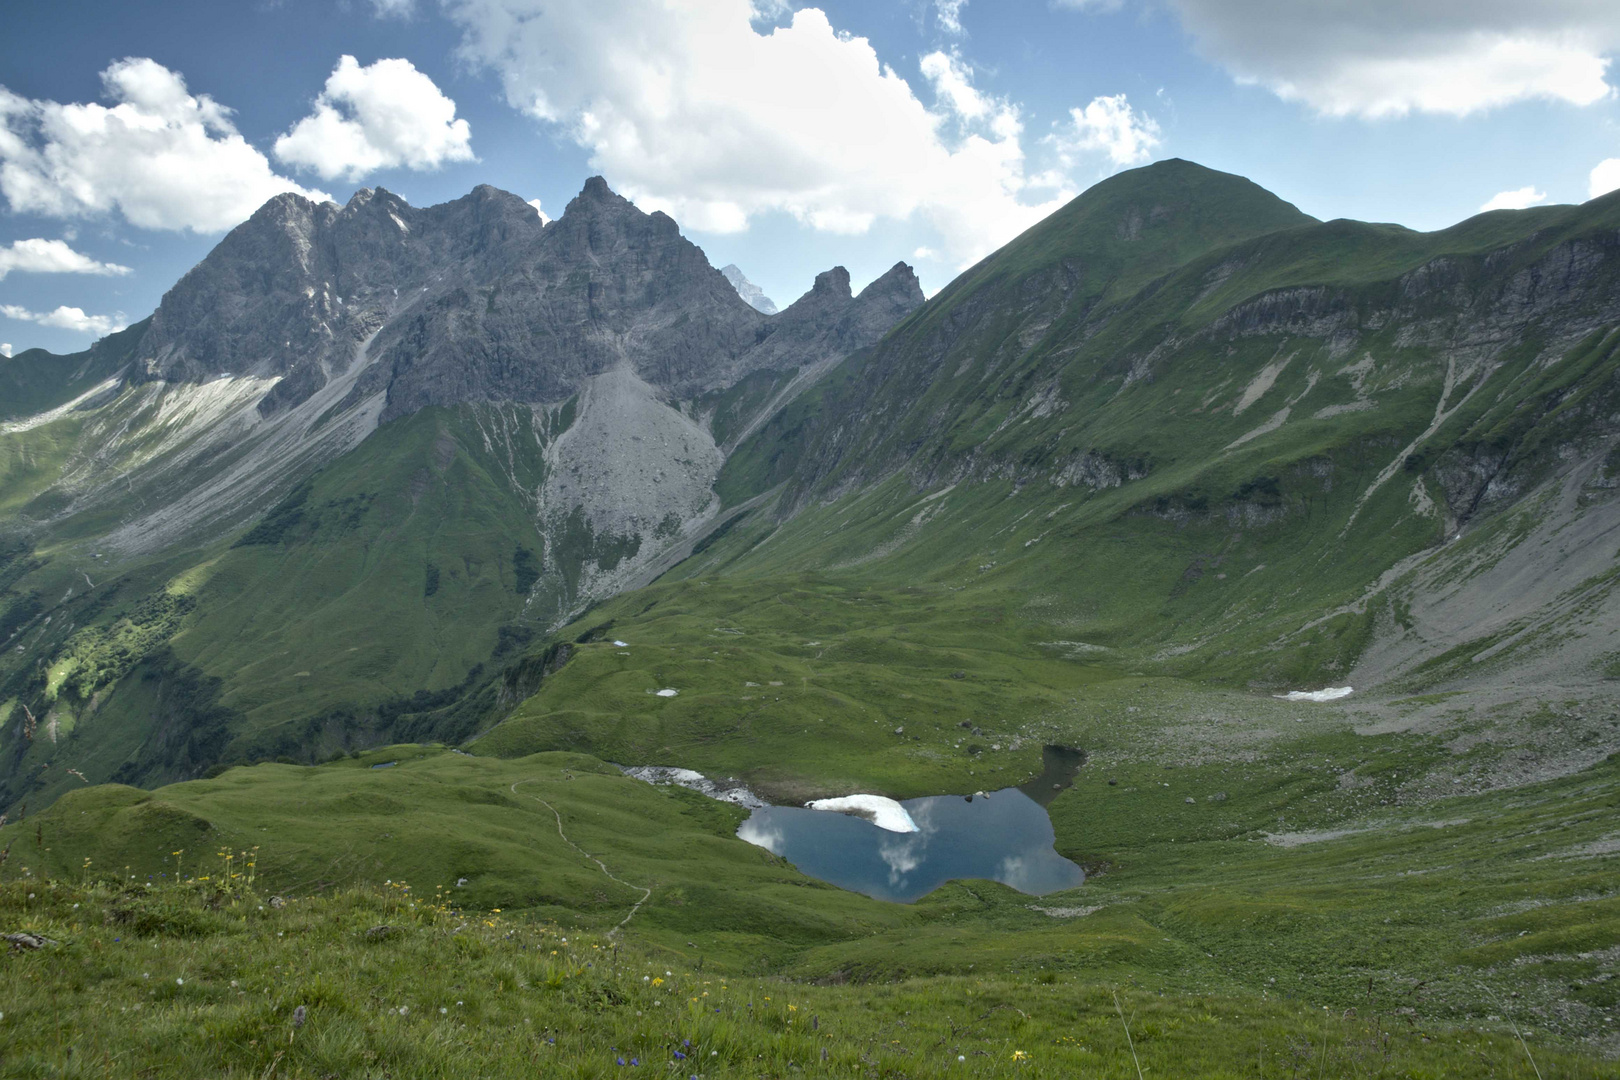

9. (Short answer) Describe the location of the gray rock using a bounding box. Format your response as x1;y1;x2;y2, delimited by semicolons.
131;177;921;427
57;176;922;568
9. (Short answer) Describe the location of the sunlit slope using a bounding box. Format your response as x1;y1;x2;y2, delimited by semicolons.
712;162;1620;689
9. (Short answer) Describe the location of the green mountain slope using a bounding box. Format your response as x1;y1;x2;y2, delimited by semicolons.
711;162;1620;697
0;320;145;423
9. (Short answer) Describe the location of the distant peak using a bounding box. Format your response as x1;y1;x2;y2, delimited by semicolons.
251;190;323;225
560;175;644;223
859;262;923;304
811;266;852;300
721;264;779;314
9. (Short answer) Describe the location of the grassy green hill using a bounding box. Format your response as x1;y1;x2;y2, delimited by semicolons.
5;731;1617;1074
2;161;1619;1074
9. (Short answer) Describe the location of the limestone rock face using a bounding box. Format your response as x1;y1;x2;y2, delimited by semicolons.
132;177;922;426
35;173;925;618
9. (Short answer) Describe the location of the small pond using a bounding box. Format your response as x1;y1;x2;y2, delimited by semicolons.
737;785;1084;904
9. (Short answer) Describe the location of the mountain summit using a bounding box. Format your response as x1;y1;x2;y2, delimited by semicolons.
721;264;779;314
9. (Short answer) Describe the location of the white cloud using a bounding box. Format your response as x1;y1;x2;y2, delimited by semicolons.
446;0;1074;267
920;51;992;122
936;0;968;35
1052;94;1162;168
1128;0;1620;118
274;56;474;182
1052;0;1124;10
1592;158;1620;199
0;238;132;280
370;0;415;16
0;343;11;358
1;303;126;336
0;58;329;232
527;197;550;223
1479;186;1548;212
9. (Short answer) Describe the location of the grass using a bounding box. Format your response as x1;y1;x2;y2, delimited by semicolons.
5;692;1618;1064
2;874;1611;1079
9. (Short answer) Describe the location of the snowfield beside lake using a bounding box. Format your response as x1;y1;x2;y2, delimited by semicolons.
805;794;919;833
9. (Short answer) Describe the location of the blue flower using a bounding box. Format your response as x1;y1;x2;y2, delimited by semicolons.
674;1051;686;1060
617;1057;626;1066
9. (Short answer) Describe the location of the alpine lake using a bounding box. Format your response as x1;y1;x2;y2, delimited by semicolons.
736;746;1086;903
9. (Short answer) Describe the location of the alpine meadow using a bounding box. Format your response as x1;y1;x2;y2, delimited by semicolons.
3;43;1620;1078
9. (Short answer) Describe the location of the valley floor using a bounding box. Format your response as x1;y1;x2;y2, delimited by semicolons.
4;574;1618;1075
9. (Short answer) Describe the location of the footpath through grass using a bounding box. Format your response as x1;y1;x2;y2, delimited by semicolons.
2;875;1606;1080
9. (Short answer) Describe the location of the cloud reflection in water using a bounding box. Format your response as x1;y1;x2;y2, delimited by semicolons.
737;787;1083;903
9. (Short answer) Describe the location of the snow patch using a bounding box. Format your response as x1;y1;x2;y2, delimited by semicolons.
1275;686;1354;702
805;794;919;834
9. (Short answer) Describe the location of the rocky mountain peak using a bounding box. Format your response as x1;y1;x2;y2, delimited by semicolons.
578;174;615;201
858;262;925;306
720;264;779;315
810;266;853;300
118;174;925;432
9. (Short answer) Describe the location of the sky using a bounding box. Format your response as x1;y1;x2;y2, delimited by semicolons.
2;0;1620;356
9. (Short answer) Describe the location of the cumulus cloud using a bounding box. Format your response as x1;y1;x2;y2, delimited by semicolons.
274;56;475;181
526;198;550;223
936;0;968;35
1593;159;1620;199
1;303;126;336
1052;94;1162;168
920;51;993;122
1;343;11;358
0;238;131;280
1479;186;1548;212
0;58;329;232
445;0;1076;267
1066;0;1620;118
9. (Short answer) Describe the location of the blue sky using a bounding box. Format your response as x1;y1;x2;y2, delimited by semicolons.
3;0;1619;355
